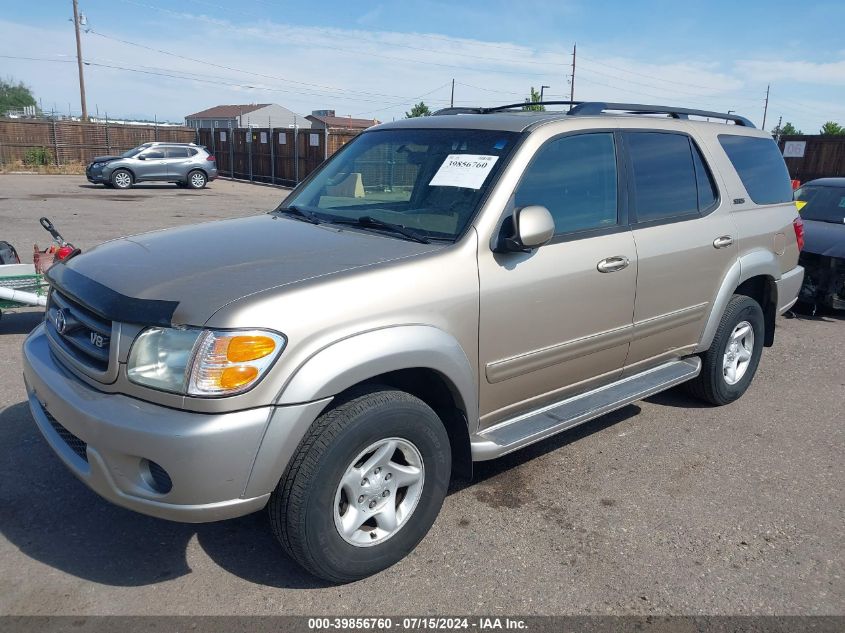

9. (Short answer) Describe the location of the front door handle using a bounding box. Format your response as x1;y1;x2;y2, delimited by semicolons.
597;255;630;273
713;235;734;249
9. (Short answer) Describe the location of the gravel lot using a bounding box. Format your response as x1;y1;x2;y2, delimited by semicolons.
0;175;842;616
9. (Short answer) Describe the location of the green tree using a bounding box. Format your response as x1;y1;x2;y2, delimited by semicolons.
780;122;802;136
522;86;545;112
405;101;432;118
820;121;844;136
0;77;36;114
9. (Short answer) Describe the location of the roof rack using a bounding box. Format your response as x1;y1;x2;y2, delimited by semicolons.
433;101;755;127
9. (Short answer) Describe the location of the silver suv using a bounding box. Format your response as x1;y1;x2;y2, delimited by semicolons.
24;101;804;582
86;142;218;189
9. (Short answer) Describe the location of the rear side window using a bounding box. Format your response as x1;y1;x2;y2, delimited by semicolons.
166;147;190;158
626;132;696;221
718;135;792;204
514;132;618;235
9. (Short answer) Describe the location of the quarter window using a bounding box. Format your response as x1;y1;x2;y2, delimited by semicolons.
718;134;792;205
692;143;718;211
514;133;618;235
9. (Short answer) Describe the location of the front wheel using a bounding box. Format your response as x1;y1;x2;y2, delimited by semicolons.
269;387;451;583
187;170;207;189
686;294;764;405
110;169;133;189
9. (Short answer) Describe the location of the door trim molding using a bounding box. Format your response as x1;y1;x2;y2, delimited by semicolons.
485;323;633;384
632;302;708;340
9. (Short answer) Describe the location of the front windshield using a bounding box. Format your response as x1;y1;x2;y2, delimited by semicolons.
121;145;147;158
284;128;519;240
795;185;845;224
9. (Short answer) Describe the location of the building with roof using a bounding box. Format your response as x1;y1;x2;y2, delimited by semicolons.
306;110;379;130
185;104;311;129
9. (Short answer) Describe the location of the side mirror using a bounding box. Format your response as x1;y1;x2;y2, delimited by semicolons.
137;155;146;160
497;205;555;252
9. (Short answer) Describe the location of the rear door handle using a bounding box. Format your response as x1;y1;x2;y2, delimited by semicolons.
713;236;734;249
597;255;630;273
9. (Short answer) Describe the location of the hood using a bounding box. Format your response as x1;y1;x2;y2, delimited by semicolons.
90;155;123;164
50;214;442;325
803;219;845;258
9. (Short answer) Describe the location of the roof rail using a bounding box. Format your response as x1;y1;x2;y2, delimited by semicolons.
434;101;755;127
432;107;486;116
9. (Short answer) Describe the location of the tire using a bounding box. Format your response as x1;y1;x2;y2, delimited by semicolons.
269;387;451;583
186;170;207;189
110;169;133;189
686;294;765;405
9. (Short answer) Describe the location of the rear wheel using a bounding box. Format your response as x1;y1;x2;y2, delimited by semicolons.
110;169;133;189
269;387;451;583
187;170;207;189
686;294;764;405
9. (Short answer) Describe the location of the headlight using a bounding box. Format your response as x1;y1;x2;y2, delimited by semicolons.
127;327;286;397
92;162;104;169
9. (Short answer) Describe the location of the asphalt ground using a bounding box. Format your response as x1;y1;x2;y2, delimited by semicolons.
0;175;842;616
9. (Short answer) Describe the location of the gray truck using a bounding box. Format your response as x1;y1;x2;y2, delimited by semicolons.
24;101;803;582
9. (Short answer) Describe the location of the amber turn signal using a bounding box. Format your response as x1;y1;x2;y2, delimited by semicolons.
226;335;277;362
219;365;260;390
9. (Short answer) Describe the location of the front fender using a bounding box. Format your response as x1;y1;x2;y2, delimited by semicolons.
276;325;478;425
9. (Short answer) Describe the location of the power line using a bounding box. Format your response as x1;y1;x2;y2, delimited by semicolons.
354;83;452;116
86;29;416;100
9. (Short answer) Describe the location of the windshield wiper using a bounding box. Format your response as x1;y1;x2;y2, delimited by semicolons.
275;204;322;224
330;216;431;244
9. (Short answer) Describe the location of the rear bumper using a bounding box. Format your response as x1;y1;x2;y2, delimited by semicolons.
776;265;804;313
22;324;329;523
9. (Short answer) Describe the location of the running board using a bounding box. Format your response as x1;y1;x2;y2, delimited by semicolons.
471;357;701;461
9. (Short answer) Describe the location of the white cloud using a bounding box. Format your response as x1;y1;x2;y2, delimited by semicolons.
735;58;845;86
1;13;843;132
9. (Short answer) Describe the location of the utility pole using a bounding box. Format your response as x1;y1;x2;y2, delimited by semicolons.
569;42;576;111
72;0;88;122
450;78;455;108
762;84;770;131
540;85;550;102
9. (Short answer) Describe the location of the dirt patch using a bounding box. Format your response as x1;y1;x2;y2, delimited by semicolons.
473;469;531;509
27;193;141;202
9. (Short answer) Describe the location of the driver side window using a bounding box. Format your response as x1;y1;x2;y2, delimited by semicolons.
141;149;165;159
514;133;618;235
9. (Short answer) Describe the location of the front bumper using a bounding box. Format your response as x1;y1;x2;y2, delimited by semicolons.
86;168;107;183
775;265;804;314
22;324;329;523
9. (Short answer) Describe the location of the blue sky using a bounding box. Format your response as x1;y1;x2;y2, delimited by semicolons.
2;0;844;131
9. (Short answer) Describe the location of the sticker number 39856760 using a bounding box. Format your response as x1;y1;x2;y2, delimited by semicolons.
429;154;500;190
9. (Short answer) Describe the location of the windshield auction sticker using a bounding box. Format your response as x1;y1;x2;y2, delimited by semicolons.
429;154;499;189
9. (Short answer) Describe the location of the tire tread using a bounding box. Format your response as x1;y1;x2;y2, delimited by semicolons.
269;387;429;582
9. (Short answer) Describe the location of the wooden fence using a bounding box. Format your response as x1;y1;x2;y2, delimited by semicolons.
0;118;195;166
198;126;362;187
778;135;845;183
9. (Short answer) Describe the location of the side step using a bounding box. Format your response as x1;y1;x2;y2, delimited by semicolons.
471;357;701;461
